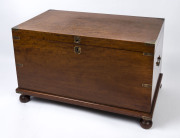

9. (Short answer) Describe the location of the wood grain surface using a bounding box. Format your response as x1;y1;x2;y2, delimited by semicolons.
151;23;164;101
12;10;164;116
15;73;163;119
14;10;164;45
13;35;153;112
12;29;155;53
16;88;152;118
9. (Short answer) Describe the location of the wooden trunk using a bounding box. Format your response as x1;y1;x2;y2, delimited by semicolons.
12;10;164;129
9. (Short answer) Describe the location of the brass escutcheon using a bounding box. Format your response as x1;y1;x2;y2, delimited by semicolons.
74;36;81;44
74;46;81;54
16;63;23;67
142;84;152;88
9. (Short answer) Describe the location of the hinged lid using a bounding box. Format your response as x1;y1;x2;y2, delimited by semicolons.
12;10;164;53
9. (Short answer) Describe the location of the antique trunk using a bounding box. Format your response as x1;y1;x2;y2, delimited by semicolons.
12;10;164;129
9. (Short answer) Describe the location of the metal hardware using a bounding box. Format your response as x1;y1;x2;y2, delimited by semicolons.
12;26;19;30
16;63;23;67
143;52;154;56
142;84;152;88
16;91;21;94
74;46;81;54
156;56;161;66
142;116;152;121
74;36;80;44
145;43;155;46
13;36;20;40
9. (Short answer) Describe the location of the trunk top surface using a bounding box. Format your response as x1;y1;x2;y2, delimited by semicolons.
13;10;164;46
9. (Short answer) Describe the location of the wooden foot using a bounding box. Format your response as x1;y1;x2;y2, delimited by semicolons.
140;118;153;129
20;95;30;103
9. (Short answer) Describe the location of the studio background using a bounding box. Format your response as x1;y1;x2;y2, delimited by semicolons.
0;0;180;137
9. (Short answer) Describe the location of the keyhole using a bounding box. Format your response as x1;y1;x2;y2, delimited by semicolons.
74;46;81;54
75;39;79;43
74;36;80;43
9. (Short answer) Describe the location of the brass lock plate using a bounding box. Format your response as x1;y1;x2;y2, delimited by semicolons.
74;46;81;54
74;36;81;44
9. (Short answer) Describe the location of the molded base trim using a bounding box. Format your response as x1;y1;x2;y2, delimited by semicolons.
16;73;163;120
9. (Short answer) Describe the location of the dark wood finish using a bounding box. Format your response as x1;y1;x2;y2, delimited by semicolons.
16;88;151;118
12;29;155;53
12;10;164;129
139;73;163;129
19;95;31;103
151;23;164;102
12;9;164;53
140;118;153;129
151;73;163;117
16;73;163;127
13;39;153;112
14;10;164;45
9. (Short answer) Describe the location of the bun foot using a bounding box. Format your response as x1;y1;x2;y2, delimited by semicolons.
140;118;153;129
20;95;30;103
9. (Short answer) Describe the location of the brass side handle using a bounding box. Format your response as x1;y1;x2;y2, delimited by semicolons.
156;56;161;66
74;46;81;54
